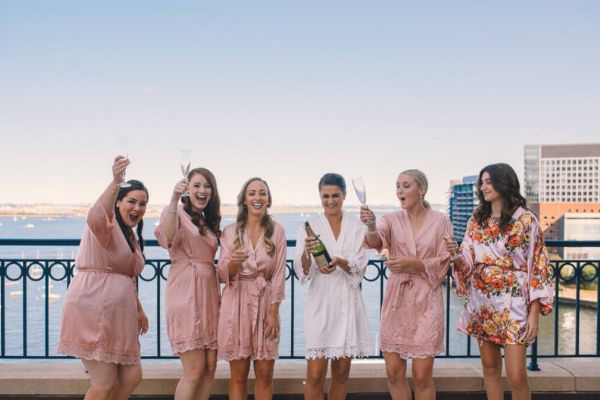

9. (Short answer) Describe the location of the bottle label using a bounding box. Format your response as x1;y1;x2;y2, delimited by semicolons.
313;253;329;268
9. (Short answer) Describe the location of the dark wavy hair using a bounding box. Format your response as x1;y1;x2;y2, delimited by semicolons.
181;167;222;240
234;177;275;257
318;173;346;194
473;163;527;231
115;180;149;254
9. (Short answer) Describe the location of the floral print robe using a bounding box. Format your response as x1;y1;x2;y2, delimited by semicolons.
453;207;554;346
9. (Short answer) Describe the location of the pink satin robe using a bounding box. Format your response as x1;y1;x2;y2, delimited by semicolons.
155;205;220;355
217;222;286;361
58;200;145;365
371;209;452;359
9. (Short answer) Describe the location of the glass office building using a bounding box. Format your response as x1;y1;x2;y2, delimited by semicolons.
448;175;478;239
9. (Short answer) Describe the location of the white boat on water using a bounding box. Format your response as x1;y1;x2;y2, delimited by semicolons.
37;293;61;301
10;290;23;297
24;223;35;229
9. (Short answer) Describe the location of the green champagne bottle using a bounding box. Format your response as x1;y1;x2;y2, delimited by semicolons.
304;221;332;268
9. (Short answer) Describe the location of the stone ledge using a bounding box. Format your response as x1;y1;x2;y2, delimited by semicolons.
0;358;598;396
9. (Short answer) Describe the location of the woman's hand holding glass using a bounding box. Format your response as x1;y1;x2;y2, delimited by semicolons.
385;256;411;274
444;236;467;296
112;156;130;185
229;249;249;275
172;178;189;200
445;236;459;255
359;207;376;228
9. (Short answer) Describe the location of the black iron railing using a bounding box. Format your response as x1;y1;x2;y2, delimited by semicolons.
1;239;598;371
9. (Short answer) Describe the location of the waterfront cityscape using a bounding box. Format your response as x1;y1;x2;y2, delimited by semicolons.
1;143;599;359
1;1;599;397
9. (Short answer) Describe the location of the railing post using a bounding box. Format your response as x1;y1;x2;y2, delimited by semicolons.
1;261;5;357
290;263;295;358
527;339;540;371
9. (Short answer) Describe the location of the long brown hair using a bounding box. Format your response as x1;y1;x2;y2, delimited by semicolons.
234;177;275;257
181;168;222;240
473;163;528;231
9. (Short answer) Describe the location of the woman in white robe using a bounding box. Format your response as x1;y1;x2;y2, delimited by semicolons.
294;173;373;400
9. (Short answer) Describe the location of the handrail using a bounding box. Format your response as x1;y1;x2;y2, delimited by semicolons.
1;239;599;247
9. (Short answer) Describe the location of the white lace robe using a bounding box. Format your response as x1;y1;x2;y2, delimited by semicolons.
294;213;374;359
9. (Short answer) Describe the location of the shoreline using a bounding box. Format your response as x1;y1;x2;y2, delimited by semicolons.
0;204;404;218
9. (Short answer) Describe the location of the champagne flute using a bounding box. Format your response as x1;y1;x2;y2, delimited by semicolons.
352;177;371;223
180;149;191;197
352;177;367;206
117;138;131;188
238;229;253;275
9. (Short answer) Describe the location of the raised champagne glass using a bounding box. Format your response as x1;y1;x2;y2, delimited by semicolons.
180;149;191;197
352;177;373;224
117;138;131;188
238;229;253;275
352;177;367;206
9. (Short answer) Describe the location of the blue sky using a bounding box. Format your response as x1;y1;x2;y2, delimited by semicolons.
1;1;598;206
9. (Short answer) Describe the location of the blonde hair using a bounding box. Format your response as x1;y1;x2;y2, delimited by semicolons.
234;177;276;257
400;169;430;209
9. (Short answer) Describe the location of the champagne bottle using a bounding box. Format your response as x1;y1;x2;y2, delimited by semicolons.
304;221;332;268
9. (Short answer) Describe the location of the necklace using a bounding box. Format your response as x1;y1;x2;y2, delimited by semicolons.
490;215;501;224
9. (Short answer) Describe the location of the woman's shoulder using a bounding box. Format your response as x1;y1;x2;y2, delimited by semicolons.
381;210;403;223
513;207;539;227
272;220;286;236
428;209;448;221
221;223;237;235
465;215;480;231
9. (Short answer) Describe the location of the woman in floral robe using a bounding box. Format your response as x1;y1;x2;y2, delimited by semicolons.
450;163;553;400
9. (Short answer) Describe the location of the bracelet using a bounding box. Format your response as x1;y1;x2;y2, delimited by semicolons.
167;208;178;214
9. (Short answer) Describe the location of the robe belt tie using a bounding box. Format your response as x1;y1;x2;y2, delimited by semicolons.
229;274;272;354
77;268;139;319
392;273;413;310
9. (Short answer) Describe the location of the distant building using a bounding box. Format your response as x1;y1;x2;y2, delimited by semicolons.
524;143;600;252
530;203;600;241
525;143;600;204
449;175;478;239
557;213;600;260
